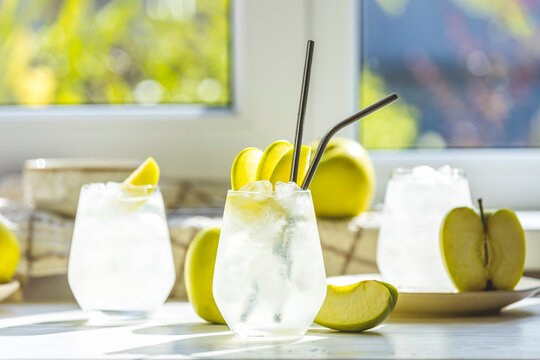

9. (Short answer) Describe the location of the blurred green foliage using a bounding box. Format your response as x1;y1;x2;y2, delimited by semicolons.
0;0;230;106
361;0;540;149
360;67;420;149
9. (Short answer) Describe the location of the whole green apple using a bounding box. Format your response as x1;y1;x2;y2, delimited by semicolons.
0;219;20;283
309;137;375;218
440;199;525;291
184;227;225;324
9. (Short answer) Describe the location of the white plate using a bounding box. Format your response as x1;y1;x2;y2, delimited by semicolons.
328;274;540;317
0;280;20;302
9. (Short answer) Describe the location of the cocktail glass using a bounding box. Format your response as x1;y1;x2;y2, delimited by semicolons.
376;166;473;291
68;182;175;323
213;183;327;338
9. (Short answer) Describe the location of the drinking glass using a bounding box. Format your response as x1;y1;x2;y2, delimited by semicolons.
213;186;327;338
376;166;473;291
68;182;175;322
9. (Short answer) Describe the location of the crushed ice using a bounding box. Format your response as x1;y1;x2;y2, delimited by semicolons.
401;165;464;185
274;181;303;194
239;180;273;193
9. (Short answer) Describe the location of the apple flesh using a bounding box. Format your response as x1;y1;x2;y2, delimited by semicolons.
314;280;398;332
440;200;525;291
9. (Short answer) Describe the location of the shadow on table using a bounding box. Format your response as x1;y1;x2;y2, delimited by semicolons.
110;324;393;358
0;303;78;319
133;322;229;336
0;319;118;336
388;308;537;324
0;308;18;318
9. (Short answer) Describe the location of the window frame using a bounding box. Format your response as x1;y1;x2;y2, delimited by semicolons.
0;0;539;210
310;0;540;210
0;0;318;179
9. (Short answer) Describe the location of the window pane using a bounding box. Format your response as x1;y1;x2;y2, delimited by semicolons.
359;0;540;149
0;0;231;106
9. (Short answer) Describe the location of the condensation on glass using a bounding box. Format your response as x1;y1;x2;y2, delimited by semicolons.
68;182;175;323
214;188;327;338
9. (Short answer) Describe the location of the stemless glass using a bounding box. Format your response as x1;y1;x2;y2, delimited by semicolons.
213;188;327;338
68;182;175;322
376;166;473;291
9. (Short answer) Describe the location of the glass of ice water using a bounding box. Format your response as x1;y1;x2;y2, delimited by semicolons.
377;166;473;291
68;182;175;323
213;182;327;338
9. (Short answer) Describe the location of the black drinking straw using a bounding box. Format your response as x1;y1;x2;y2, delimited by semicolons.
290;40;315;183
301;93;399;190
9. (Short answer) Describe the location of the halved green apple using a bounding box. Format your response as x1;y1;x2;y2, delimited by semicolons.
314;280;398;332
440;199;526;291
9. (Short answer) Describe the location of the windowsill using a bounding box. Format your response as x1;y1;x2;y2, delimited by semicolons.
0;105;235;122
370;148;540;210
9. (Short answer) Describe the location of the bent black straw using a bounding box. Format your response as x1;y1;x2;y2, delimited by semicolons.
301;93;399;190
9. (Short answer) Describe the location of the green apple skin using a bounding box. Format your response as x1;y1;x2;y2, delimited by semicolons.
440;207;525;292
379;281;399;305
0;220;20;283
314;280;398;332
184;227;225;324
309;138;375;218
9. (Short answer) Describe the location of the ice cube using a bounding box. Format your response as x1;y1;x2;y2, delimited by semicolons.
105;181;123;197
274;181;306;217
437;165;453;177
239;180;273;193
275;181;302;194
410;165;454;185
85;182;106;196
436;165;464;183
411;165;438;181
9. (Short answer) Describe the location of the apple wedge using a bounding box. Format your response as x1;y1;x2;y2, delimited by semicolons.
314;280;398;332
255;140;293;182
230;147;263;191
440;199;526;291
269;145;311;188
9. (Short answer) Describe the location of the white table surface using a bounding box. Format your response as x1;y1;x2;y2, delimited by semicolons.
1;299;540;359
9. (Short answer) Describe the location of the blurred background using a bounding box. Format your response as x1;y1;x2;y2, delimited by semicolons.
0;0;539;208
2;0;540;148
1;0;540;302
361;0;540;149
0;0;231;106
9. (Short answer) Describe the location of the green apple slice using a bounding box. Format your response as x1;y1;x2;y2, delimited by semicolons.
440;200;526;292
255;140;293;182
314;280;398;332
379;280;399;305
231;147;263;191
268;145;311;188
